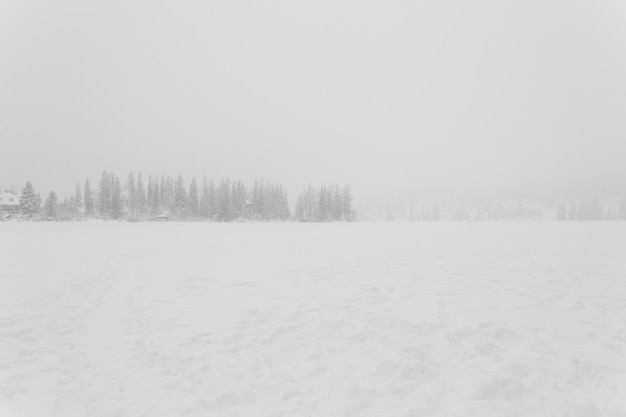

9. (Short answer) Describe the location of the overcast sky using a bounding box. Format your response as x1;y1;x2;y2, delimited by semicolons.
1;0;626;201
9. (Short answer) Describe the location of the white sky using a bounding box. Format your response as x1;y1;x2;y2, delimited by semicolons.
1;0;626;200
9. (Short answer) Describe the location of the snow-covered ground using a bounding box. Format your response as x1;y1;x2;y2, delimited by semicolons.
0;221;625;417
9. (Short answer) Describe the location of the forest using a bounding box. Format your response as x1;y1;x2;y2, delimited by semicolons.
10;172;355;222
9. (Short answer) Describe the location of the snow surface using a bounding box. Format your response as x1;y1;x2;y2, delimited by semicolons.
0;221;625;416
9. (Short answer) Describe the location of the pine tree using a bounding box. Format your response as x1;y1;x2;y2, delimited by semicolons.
73;183;83;214
200;177;211;219
342;185;353;222
174;175;188;218
333;185;343;221
84;179;94;216
207;179;216;219
296;193;306;221
189;177;199;218
216;178;231;221
44;191;58;220
111;176;123;219
150;176;161;216
431;203;440;221
126;173;136;215
136;173;146;216
557;201;567;221
19;181;41;217
99;171;111;217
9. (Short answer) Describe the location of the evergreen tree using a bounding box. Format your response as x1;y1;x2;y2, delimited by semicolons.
207;179;217;219
19;181;41;217
136;173;146;215
99;171;111;217
174;175;188;218
342;185;353;222
431;203;440;221
189;177;199;218
126;173;136;215
295;193;306;221
73;183;83;214
557;201;567;221
150;176;161;216
332;185;343;220
200;177;211;219
111;176;123;219
568;202;577;221
216;178;231;221
44;191;58;220
84;179;94;216
253;181;264;220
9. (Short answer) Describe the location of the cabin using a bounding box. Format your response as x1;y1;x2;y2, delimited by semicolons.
0;191;19;218
245;199;255;218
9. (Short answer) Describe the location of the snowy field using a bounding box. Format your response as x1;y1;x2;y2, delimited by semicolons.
0;221;625;417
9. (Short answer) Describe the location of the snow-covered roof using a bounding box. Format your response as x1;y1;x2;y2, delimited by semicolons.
0;191;19;206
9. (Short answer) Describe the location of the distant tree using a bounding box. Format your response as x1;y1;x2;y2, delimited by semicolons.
342;185;353;222
332;185;343;220
44;191;58;220
174;175;188;218
199;177;211;219
84;179;94;216
295;193;306;221
73;183;83;214
149;176;161;216
216;178;231;221
557;201;567;221
99;171;111;217
431;203;440;221
207;179;217;219
136;173;146;216
19;181;41;217
189;177;199;218
111;176;123;219
126;172;136;215
568;202;577;221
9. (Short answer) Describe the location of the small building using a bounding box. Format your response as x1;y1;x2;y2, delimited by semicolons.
0;191;19;218
153;214;169;222
245;199;255;218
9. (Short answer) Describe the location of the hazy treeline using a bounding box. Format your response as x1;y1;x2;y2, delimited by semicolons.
362;195;626;222
295;184;355;222
10;173;355;222
556;197;626;221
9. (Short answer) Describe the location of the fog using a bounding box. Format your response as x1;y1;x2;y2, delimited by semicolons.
1;0;626;201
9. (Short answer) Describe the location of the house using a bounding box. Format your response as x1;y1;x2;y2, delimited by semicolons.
0;191;19;218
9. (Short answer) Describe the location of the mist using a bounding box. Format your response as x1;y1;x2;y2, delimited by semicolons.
1;0;626;202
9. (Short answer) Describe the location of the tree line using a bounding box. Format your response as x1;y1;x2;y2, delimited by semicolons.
295;184;355;222
13;173;355;222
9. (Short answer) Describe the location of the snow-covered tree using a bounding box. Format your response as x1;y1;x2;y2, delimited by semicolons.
343;185;353;222
136;173;146;216
216;178;232;222
99;171;111;217
44;191;58;220
111;176;123;219
173;175;188;218
19;181;41;217
126;172;136;215
73;183;83;215
199;177;213;219
84;179;94;216
189;177;199;218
